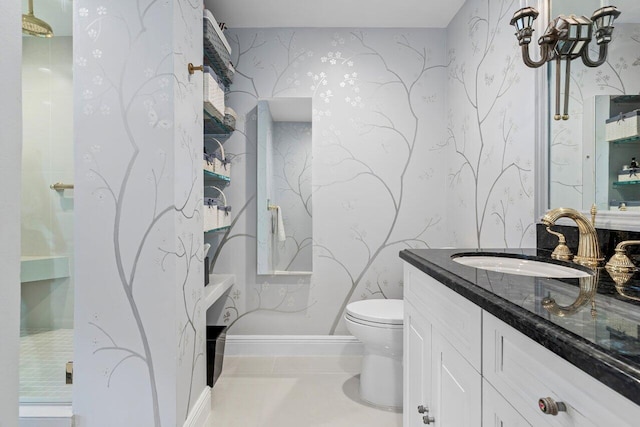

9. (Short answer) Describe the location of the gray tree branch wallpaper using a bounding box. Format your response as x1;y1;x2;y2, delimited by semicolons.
445;0;535;249
74;0;205;425
210;0;538;335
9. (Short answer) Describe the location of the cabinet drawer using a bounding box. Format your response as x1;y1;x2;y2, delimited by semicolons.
404;264;482;371
483;379;531;427
483;312;640;427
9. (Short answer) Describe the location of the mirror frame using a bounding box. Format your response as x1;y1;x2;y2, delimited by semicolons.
537;0;640;232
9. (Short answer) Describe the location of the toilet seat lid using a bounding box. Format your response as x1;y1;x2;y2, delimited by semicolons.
345;299;403;325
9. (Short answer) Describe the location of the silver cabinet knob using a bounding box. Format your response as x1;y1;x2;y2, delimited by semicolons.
418;406;434;424
538;397;566;415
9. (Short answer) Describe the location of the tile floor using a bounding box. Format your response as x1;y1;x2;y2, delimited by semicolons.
209;356;402;427
19;328;74;403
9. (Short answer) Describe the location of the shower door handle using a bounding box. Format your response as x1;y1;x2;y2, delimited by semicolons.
65;361;73;384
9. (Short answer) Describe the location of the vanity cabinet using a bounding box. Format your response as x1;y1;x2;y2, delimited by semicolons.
403;263;640;427
483;311;637;427
482;379;531;427
404;264;481;427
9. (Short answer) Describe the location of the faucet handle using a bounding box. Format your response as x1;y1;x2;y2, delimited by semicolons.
590;204;597;227
605;240;640;274
546;227;573;261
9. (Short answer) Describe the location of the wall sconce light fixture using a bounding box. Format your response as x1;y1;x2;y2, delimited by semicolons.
510;5;621;120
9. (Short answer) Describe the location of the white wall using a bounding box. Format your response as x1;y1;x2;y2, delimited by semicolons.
0;1;22;425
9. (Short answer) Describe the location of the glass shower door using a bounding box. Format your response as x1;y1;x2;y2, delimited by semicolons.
20;0;74;404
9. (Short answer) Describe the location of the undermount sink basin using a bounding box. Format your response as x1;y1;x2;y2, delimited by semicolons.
451;253;594;278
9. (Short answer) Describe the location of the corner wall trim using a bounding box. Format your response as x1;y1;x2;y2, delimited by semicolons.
224;335;363;356
183;386;211;427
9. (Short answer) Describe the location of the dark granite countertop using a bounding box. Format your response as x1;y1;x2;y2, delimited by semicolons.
400;248;640;406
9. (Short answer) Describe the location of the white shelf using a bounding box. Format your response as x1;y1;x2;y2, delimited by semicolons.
20;256;70;283
204;274;234;309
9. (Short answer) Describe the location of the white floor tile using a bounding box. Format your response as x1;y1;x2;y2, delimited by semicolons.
209;356;401;427
221;356;276;376
272;356;362;375
19;328;73;403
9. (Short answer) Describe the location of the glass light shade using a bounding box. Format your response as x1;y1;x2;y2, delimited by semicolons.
515;16;533;31
592;6;621;30
591;6;621;43
552;16;592;58
510;7;539;32
571;40;586;55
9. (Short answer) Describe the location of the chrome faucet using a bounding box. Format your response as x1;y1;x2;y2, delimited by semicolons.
541;207;603;268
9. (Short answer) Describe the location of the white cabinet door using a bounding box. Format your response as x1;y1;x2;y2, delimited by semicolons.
431;331;481;427
404;302;432;427
482;379;531;427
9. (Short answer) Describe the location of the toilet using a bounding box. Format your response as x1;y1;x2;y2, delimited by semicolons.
345;299;404;408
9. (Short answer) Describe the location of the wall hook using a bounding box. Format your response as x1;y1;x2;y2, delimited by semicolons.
188;63;203;75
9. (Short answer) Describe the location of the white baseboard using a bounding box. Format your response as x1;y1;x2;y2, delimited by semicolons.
19;406;72;427
183;386;211;427
224;335;363;356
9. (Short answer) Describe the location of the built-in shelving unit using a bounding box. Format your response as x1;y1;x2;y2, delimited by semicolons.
613;180;640;187
202;7;235;305
610;135;640;145
204;225;230;234
204;274;234;309
204;108;234;135
203;169;230;183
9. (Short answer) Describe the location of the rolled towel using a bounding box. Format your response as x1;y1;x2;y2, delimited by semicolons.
276;206;286;242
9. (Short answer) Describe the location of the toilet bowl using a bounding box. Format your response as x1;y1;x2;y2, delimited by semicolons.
345;299;403;409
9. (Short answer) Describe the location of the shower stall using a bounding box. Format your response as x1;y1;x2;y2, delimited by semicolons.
20;0;74;409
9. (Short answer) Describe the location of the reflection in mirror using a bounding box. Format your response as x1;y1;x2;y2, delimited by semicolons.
588;95;640;212
257;98;313;275
547;0;640;228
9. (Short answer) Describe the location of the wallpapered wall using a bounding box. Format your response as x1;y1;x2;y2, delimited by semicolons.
74;0;205;425
445;0;536;248
550;22;640;210
209;0;537;335
208;27;451;335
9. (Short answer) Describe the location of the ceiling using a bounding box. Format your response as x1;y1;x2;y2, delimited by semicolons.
23;0;640;39
203;0;466;28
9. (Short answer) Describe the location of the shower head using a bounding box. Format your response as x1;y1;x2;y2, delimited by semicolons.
22;0;53;38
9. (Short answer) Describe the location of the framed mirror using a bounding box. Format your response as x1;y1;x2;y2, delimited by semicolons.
543;0;640;230
256;98;313;275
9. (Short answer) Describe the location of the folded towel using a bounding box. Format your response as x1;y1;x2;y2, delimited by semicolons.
275;206;286;242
